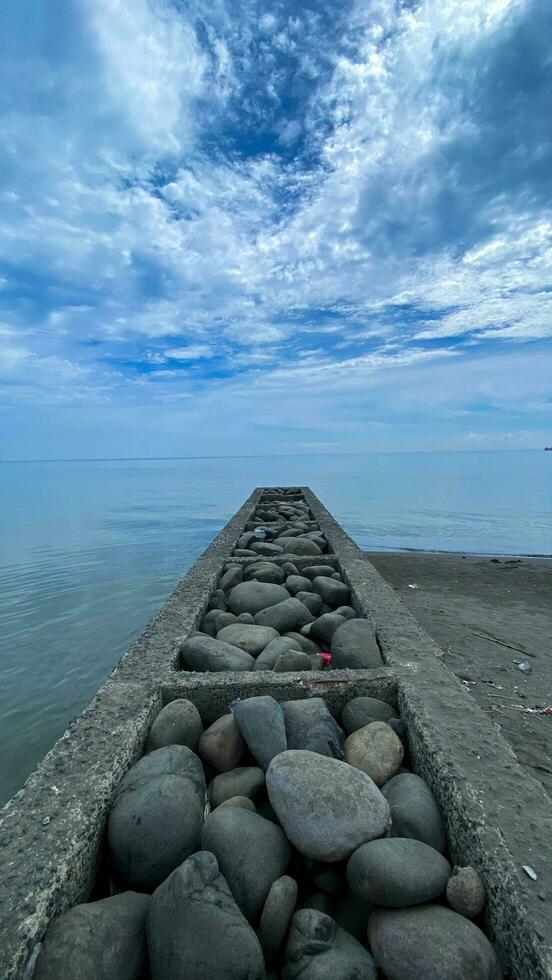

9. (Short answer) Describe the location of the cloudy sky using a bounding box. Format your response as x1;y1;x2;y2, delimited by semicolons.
1;0;551;458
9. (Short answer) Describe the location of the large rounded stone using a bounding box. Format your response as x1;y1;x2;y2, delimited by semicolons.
368;904;503;979
200;609;238;636
282;698;345;759
108;746;205;891
309;613;346;648
347;838;451;907
302;565;337;580
276;537;322;556
282;909;377;979
34;892;149;980
274;651;312;672
179;634;254;672
447;866;486;918
266;750;390;862
202;807;290;922
233;696;287;769
147;851;265;979
258;876;298;963
330;619;383;669
341;696;397;734
244;563;286;584
209;766;265;808
311;576;350;609
220;565;244;591
285;575;313;596
146;699;203;752
295;591;324;616
382;773;446;853
344;722;404;787
219;795;256;812
285;631;321;655
198;713;245;772
217;623;279;655
255;598;314;633
227;581;290;615
254;636;302;671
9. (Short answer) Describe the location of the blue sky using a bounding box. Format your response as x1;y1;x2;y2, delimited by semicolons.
0;0;551;458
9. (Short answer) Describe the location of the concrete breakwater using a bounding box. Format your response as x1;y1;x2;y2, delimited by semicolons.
0;488;551;979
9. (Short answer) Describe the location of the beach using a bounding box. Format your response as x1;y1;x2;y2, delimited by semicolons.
367;551;552;799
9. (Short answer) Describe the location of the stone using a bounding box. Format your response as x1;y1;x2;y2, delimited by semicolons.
219;795;256;812
274;651;312;672
34;892;149;980
284;632;321;655
232;696;287;769
258;875;298;963
333;605;357;620
108;746;205;891
234;548;257;557
334;892;372;945
281;698;345;759
282;561;300;576
302;564;337;580
198;714;245;772
282;909;377;980
309;613;346;648
347;838;451;907
208;588;228;611
227;581;290;615
146;699;203;752
202;806;291;923
254;636;302;671
341;696;397;734
295;591;324;616
344;722;404;787
276;537;322;556
330;619;383;669
147;851;265;979
217;623;279;655
220;565;244;591
237;531;258;549
179;634;254;672
309;654;324;670
237;612;255;623
447;866;486;918
388;717;407;744
250;541;286;557
244;563;286;585
368;904;503;979
255;598;314;633
311;576;350;608
200;609;238;637
267;750;390;862
208;766;265;808
382;773;446;853
285;575;313;595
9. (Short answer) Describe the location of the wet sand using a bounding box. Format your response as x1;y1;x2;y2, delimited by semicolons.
366;551;552;799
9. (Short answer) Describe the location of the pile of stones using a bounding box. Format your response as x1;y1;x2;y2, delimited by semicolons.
34;693;503;979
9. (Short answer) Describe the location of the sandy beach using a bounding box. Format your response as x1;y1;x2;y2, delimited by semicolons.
367;551;552;800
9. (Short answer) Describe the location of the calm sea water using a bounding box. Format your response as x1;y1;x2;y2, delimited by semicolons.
1;450;551;803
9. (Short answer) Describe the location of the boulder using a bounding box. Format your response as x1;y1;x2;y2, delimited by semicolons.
309;613;346;648
146;699;203;752
285;575;313;596
249;541;285;557
198;714;245;772
347;837;451;907
341;696;396;734
254;636;302;671
330;619;383;669
147;851;265;979
368;904;503;979
267;750;390;862
179;634;254;672
281;698;345;759
282;909;377;979
232;696;287;769
301;565;337;580
220;566;244;592
202;807;290;923
344;722;404;786
209;766;265;808
295;591;324;616
282;561;300;576
382;773;446;853
34;892;149;980
244;563;286;584
227;581;290;615
258;875;298;963
217;623;279;656
255;598;314;633
276;537;322;556
274;651;312;672
311;576;351;609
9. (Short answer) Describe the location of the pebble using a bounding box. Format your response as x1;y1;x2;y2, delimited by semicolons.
382;772;446;853
282;909;377;980
208;766;265;808
146;699;203;753
257;875;298;963
344;721;404;786
447;866;486;918
347;837;451;907
330;618;384;669
232;696;287;769
198;713;245;772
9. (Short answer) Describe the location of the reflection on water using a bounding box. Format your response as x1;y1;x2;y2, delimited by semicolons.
1;451;551;803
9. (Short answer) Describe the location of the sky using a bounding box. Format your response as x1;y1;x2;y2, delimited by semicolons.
0;0;551;458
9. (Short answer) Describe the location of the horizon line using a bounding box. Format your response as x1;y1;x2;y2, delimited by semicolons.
0;447;546;463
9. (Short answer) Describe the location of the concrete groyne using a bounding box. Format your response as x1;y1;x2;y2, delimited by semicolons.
1;488;551;978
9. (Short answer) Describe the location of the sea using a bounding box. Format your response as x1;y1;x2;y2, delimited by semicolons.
1;450;551;803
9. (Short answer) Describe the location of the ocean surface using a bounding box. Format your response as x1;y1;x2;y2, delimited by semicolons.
1;450;551;803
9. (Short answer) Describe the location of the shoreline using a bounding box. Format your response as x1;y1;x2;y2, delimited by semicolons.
369;546;552;559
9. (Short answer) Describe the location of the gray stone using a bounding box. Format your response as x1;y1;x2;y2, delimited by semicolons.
267;750;390;861
198;713;245;772
447;866;486;918
368;904;503;979
217;623;279;655
179;634;254;672
208;589;228;611
146;699;203;752
382;773;446;853
284;632;320;655
330;619;384;669
147;851;265;979
234;548;257;557
227;581;290;615
202;806;290;923
341;696;397;734
255;598;314;633
254;636;302;671
209;766;265;808
233;696;287;769
108;746;205;891
309;654;324;670
200;609;238;637
219;795;256;812
283;909;377;980
295;591;324;616
237;531;258;550
285;575;313;596
34;892;149;980
258;875;298;963
250;541;286;557
302;565;337;580
244;563;286;585
333;605;357;620
311;576;350;609
281;698;345;759
274;651;312;672
344;722;404;787
237;612;255;623
347;838;451;907
276;537;322;556
282;561;300;576
220;565;244;592
309;613;346;648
